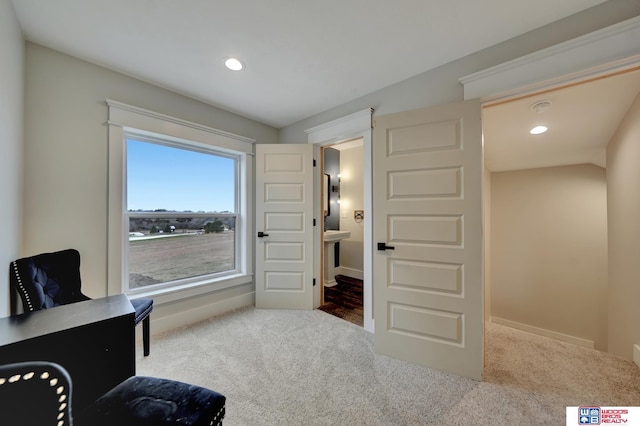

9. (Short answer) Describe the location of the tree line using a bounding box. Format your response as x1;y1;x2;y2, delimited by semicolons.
130;216;234;234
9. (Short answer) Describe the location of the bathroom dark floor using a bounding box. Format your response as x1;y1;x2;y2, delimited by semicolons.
318;275;363;326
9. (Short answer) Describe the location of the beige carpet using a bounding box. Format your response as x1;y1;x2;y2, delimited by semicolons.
484;322;640;407
136;308;640;425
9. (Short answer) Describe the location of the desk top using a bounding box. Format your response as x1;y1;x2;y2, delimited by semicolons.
0;294;135;347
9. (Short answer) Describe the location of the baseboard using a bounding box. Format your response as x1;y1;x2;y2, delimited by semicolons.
634;344;640;368
336;266;363;280
490;317;595;349
139;292;254;339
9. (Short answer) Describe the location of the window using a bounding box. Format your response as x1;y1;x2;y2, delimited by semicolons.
107;100;254;300
125;136;239;292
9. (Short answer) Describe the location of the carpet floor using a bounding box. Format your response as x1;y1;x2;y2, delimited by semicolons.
137;308;640;425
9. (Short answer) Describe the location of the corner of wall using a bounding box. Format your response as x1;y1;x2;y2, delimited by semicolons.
0;0;25;318
606;89;640;359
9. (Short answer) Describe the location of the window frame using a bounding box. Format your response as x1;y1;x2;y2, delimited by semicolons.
107;100;254;303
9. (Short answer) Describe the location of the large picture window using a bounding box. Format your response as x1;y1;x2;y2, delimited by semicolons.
125;136;240;292
107;99;254;300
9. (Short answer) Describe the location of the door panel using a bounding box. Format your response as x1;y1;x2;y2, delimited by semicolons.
373;99;483;380
255;144;314;309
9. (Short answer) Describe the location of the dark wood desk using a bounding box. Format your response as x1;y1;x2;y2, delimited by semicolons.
0;294;136;412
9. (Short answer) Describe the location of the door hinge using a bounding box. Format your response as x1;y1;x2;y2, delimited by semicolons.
313;278;316;286
313;159;316;167
313;218;316;226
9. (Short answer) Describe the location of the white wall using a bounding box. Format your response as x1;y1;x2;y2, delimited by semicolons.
0;0;24;318
606;91;640;359
279;1;640;143
483;167;492;322
338;144;364;276
491;165;608;350
23;43;278;331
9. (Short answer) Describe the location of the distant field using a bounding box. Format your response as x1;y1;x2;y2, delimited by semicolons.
129;232;234;288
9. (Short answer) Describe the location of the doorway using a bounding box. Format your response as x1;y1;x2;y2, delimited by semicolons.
305;108;374;332
318;140;365;327
452;7;640;358
482;68;640;352
310;100;484;380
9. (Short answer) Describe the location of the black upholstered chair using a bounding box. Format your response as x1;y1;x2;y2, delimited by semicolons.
9;249;154;356
0;361;226;426
0;361;74;425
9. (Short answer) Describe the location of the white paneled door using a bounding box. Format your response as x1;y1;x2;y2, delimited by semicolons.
255;144;314;309
373;100;484;380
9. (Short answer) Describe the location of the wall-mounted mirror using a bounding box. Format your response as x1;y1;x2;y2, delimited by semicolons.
324;173;330;217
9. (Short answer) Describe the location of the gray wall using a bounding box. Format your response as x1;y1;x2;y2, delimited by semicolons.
0;0;24;317
279;1;640;143
606;91;640;359
22;43;278;327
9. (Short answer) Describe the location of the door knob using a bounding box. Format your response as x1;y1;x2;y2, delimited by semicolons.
377;242;395;251
257;231;269;238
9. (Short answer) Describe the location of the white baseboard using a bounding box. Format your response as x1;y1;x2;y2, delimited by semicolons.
490;317;595;349
137;292;254;340
336;266;363;280
634;344;640;368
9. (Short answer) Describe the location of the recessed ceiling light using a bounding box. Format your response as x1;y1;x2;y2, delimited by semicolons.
224;57;244;71
530;125;548;135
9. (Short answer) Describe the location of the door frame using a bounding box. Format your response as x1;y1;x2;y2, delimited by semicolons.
305;108;374;332
460;16;640;103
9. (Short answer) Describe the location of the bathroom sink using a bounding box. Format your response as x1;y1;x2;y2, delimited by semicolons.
324;230;351;242
323;230;351;287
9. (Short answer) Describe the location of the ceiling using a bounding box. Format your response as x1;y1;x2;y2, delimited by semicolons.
483;69;640;172
11;0;608;129
12;0;637;172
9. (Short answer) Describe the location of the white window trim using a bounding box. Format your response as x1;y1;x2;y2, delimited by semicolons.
107;99;255;302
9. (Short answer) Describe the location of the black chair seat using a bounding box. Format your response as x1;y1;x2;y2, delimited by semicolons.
77;376;225;426
131;298;154;356
131;298;153;325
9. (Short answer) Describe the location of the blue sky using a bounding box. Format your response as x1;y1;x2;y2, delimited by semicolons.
127;138;235;212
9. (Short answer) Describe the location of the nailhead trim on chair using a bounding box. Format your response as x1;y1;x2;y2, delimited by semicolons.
210;405;225;426
0;367;70;426
11;261;34;312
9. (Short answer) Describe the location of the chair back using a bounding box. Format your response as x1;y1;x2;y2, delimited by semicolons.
9;249;90;315
0;361;73;425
